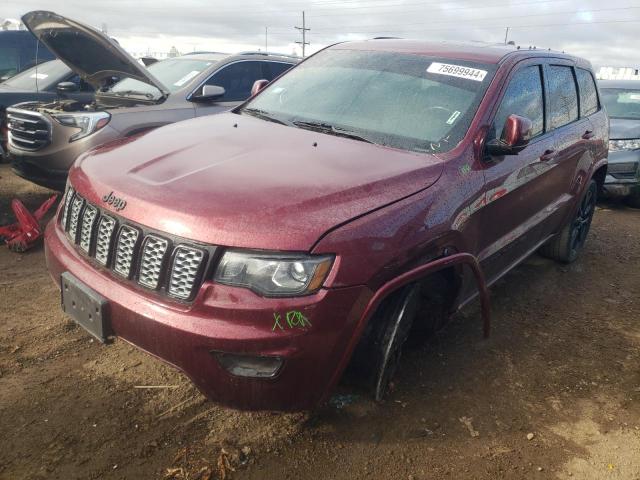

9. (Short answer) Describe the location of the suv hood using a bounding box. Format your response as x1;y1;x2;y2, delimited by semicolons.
610;117;640;140
70;113;443;251
22;11;169;96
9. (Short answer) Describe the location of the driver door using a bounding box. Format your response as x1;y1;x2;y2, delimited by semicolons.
478;61;556;283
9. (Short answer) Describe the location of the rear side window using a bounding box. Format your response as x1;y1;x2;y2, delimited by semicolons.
547;65;579;129
206;61;265;102
265;61;294;80
575;68;599;117
493;65;544;139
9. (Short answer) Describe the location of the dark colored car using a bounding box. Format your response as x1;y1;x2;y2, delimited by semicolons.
8;11;298;191
45;40;608;410
599;80;640;207
0;59;94;158
0;30;55;82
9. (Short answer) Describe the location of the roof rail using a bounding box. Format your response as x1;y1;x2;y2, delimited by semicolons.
372;36;402;40
237;51;300;59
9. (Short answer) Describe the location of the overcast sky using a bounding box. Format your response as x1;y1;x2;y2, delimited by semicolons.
4;0;639;67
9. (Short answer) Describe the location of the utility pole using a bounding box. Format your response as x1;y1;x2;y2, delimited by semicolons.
295;11;310;57
504;26;509;45
265;26;268;53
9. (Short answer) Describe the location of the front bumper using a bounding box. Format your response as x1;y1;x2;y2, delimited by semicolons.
11;154;68;191
8;123;121;190
45;219;371;410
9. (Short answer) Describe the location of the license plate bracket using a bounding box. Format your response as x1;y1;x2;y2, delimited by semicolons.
61;272;110;343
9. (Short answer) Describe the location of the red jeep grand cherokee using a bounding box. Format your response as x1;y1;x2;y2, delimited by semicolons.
45;40;608;410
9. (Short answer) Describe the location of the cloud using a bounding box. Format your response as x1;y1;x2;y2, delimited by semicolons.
4;0;639;65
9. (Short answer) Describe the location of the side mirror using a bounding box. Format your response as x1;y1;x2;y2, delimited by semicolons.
251;79;269;97
192;84;225;102
56;81;79;93
486;114;533;156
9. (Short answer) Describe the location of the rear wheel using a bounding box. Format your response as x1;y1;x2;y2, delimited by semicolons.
349;285;421;401
540;179;597;263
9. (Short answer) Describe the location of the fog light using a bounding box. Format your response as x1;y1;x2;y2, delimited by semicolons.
214;352;283;378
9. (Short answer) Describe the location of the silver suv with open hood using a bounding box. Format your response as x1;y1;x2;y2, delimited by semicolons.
8;11;298;190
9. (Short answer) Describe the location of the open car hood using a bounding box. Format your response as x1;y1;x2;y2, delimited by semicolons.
21;11;169;96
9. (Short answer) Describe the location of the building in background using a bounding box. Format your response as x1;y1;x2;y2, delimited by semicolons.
598;67;640;80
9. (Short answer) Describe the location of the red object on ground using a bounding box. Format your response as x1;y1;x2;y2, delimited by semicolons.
0;195;58;252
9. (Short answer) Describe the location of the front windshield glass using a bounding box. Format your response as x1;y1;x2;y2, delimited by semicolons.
242;49;496;154
2;60;69;90
109;58;219;96
601;88;640;120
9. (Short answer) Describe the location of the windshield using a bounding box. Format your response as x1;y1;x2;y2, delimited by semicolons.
108;58;218;96
601;88;640;120
242;49;496;154
2;60;69;90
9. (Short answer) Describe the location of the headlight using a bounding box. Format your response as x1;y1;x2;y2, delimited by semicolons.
609;139;640;152
214;250;334;296
52;111;111;142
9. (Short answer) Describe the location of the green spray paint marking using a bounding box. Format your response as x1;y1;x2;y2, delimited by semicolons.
272;311;312;331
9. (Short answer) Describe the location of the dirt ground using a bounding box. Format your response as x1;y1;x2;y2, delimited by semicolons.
1;163;639;480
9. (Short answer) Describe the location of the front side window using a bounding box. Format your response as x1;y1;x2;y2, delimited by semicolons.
492;65;544;140
265;61;294;80
206;61;265;102
601;88;640;120
547;65;579;130
241;49;496;154
576;68;599;117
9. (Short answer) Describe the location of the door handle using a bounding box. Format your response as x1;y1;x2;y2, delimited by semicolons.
540;149;557;162
582;130;595;139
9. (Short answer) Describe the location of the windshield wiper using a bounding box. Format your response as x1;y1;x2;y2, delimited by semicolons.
241;108;289;126
109;90;155;99
292;120;375;144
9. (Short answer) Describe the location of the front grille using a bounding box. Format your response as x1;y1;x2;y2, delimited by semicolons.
6;107;51;151
61;189;212;301
608;161;639;179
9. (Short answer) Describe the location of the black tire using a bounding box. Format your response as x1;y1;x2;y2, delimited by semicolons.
540;179;598;263
348;285;421;401
624;192;640;209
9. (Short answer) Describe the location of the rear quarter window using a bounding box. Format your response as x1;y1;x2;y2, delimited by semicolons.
576;68;599;117
547;65;579;129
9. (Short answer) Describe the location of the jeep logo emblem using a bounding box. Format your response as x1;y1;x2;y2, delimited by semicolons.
102;191;127;211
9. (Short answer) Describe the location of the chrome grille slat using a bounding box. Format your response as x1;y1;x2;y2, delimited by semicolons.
138;236;169;289
79;204;98;253
168;246;205;300
67;195;85;242
95;215;117;266
61;188;75;230
113;226;140;278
